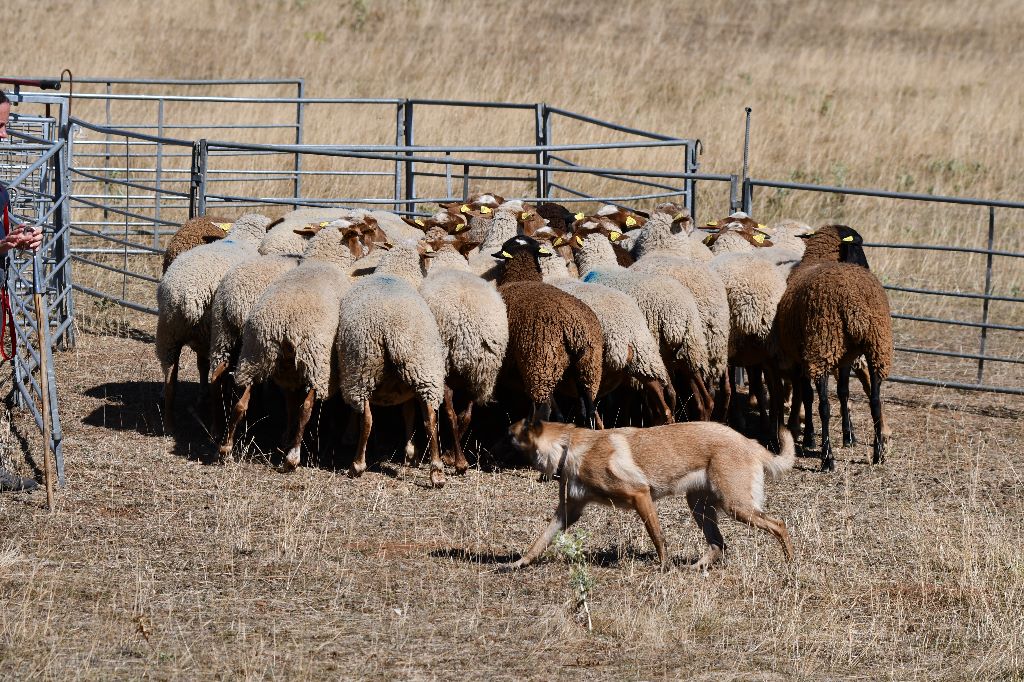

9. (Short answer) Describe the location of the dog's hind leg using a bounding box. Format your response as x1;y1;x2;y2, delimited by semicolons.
505;493;587;570
630;490;668;569
686;492;725;571
727;506;794;563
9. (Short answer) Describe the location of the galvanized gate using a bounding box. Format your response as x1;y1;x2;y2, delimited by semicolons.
0;88;71;484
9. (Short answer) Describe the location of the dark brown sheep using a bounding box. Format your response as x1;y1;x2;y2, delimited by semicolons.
493;235;604;426
162;215;233;272
770;224;893;470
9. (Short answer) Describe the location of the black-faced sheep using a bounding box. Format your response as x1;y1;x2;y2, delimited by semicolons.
770;225;893;471
162;214;232;273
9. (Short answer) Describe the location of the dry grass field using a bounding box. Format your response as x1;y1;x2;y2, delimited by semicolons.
2;0;1024;679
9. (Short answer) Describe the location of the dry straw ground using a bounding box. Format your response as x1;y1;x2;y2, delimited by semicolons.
2;0;1024;679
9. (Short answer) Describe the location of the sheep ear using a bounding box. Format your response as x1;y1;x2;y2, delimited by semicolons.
492;250;512;261
293;227;318;237
402;216;429;230
201;234;223;244
455;239;482;257
265;216;285;230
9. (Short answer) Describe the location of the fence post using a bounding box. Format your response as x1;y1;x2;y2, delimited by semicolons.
535;103;548;199
977;205;996;383
294;79;304;209
189;139;208;218
403;102;415;214
154;99;164;250
686;140;701;218
741;107;753;214
394;101;404;212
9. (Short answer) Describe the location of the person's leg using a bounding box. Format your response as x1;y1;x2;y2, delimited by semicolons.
0;467;38;492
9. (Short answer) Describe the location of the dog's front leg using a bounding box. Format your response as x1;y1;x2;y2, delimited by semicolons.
503;491;586;570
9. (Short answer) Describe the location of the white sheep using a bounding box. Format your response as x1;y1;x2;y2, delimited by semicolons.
570;221;712;421
336;240;449;487
155;213;271;431
418;233;509;473
627;203;714;263
219;219;375;469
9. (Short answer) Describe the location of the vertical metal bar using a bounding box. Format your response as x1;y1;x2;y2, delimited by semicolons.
394;101;404;212
154;99;164;250
294;79;304;208
977;205;996;383
742;108;753;214
403;102;415;214
103;82;111;223
59;114;76;349
197;139;209;215
188;141;200;219
535;103;546;199
445;151;452;199
543;106;553;200
462;164;469;201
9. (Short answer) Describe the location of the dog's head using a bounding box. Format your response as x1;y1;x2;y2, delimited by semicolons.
507;418;542;464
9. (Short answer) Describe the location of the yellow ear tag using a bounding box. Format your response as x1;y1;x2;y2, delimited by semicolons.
574;212;585;220
521;212;531;220
625;216;638;227
460;205;471;213
215;222;231;231
609;231;621;241
415;218;425;226
842;235;855;242
318;221;329;227
703;235;714;245
575;235;584;246
538;247;551;255
673;213;686;221
758;223;767;229
753;233;765;244
480;205;492;215
707;221;718;227
455;223;465;232
501;250;513;258
553;236;563;246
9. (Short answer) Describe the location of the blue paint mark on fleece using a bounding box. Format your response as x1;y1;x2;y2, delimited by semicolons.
582;270;600;283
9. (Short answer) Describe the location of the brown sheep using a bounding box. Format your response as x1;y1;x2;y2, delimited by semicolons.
769;224;893;471
493;235;604;427
162;215;233;272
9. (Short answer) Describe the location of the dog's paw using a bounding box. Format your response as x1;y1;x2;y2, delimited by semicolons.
495;560;525;573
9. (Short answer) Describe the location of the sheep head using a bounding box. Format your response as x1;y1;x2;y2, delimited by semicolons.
702;211;773;248
799;224;870;269
595;205;648;231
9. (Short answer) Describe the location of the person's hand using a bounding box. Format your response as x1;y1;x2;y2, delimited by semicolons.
0;225;44;253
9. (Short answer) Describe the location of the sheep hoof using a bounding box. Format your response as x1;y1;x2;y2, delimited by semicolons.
820;455;835;472
216;444;233;464
277;448;301;473
440;452;455;467
454;461;469;475
802;434;816;450
843;434;857;447
429;469;446;488
348;463;366;478
872;442;886;465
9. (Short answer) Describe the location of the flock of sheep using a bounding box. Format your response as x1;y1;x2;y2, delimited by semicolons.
155;194;894;485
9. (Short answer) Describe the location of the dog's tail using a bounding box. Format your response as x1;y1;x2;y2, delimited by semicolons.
761;428;796;478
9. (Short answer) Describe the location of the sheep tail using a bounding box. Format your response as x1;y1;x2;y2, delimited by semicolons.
760;429;796;478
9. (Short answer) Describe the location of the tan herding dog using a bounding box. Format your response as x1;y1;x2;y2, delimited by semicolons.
504;419;796;570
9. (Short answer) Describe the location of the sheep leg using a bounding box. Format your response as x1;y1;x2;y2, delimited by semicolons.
457;400;473;437
350;400;372;478
869;368;889;465
837;367;857;447
712;372;731;423
209;360;230;441
644;377;673;425
786;373;803;444
218;383;252;463
443;385;469;474
576;378;598;429
764;366;786;454
279;389;314;473
816;375;834;471
503;491;587;570
749;366;771;437
727;365;745;429
420;398;446;488
854;359;872;397
161;354;180;433
197;354;210;402
800;376;816;451
686;491;726;571
401;400;418;465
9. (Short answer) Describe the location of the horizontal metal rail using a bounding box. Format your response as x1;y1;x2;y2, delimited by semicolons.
71;255;160;284
892;312;1024;333
888;375;1024;396
883;283;1024;304
69;224;165;253
72;283;158;315
747;178;1024;210
864;241;1024;259
896;345;1024;364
